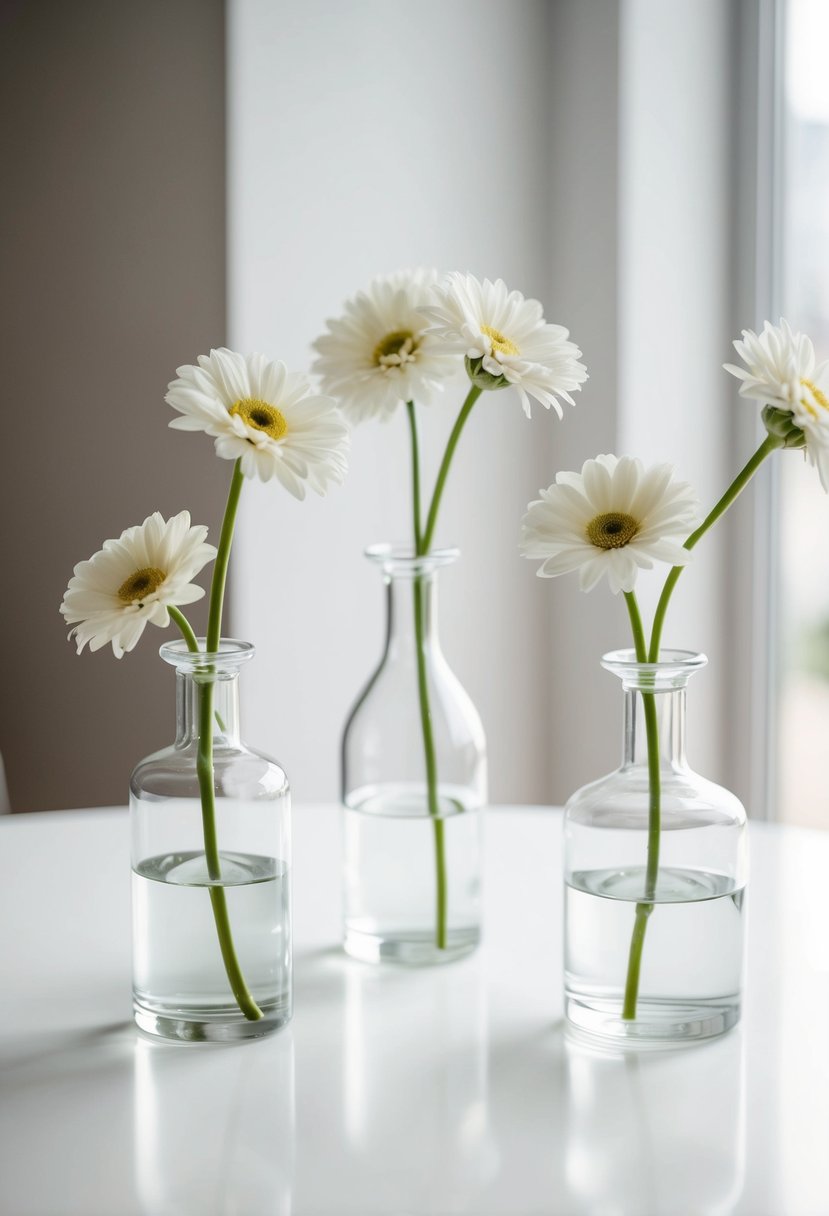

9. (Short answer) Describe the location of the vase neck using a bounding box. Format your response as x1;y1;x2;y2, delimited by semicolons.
622;686;687;770
176;669;242;748
385;570;441;657
366;546;457;663
160;639;253;750
601;649;704;772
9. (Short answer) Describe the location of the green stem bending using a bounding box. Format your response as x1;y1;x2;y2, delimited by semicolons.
168;606;199;653
406;401;422;552
207;460;245;653
620;435;778;1020
406;401;448;949
405;386;484;950
420;385;482;555
648;434;778;661
197;459;262;1021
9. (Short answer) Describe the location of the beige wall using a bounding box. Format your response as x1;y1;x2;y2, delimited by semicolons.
0;0;227;811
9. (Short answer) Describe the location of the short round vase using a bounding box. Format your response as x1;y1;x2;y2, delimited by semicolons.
130;639;292;1042
564;649;747;1045
341;545;487;966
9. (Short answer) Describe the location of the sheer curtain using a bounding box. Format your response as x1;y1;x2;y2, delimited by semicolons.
228;0;767;808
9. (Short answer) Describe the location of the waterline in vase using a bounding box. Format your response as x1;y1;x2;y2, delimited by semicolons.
132;850;291;1042
343;784;482;965
565;865;744;1044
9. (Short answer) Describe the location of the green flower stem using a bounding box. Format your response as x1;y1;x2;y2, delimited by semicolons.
416;384;482;948
207;460;245;653
406;401;448;949
620;434;779;1020
648;434;780;662
168;605;200;652
404;385;484;950
622;591;662;1020
406;401;423;551
413;567;448;949
624;589;648;663
197;459;262;1021
420;385;482;555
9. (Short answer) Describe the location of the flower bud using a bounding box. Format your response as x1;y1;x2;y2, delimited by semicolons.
761;405;806;449
464;355;511;391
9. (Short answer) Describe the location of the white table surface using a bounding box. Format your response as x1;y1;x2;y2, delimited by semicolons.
1;806;828;1216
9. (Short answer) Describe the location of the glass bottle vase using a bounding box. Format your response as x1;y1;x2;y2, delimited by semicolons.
564;649;747;1044
341;545;487;965
130;639;291;1042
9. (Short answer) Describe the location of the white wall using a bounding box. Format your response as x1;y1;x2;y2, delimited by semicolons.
227;0;563;804
617;0;737;780
228;0;751;806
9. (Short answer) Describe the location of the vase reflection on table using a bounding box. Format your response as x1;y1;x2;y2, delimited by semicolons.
341;545;487;965
563;1028;746;1212
134;1030;295;1214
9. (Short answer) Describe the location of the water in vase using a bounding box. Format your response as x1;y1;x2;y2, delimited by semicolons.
132;851;291;1034
343;783;482;964
565;866;745;1042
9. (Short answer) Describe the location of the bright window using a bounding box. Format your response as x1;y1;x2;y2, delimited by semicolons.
776;0;829;826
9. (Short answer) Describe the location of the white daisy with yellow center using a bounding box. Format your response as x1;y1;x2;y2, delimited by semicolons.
60;512;217;658
724;318;829;491
311;269;459;423
520;455;699;595
166;348;350;498
419;272;588;418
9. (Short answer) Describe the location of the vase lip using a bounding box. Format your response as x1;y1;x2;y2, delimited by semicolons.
365;542;460;574
159;638;255;673
602;648;707;690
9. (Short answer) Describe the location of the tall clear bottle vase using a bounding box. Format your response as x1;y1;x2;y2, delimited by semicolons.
564;649;748;1043
341;545;487;965
130;639;292;1041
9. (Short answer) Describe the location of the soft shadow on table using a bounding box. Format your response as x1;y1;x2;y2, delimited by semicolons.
0;1019;135;1082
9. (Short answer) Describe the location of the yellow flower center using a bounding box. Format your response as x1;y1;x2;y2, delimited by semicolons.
586;512;640;550
229;397;288;441
372;329;417;367
117;567;166;604
481;325;519;357
799;378;829;420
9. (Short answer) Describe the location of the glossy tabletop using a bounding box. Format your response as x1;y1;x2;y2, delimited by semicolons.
1;806;828;1216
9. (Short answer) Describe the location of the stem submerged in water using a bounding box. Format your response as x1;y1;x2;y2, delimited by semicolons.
196;460;262;1021
621;592;660;1020
407;402;448;949
405;387;483;951
619;436;778;1021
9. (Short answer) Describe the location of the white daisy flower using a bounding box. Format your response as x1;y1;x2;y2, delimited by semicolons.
520;455;699;595
724;318;829;490
60;512;217;658
166;348;350;498
419;272;588;418
311;269;458;423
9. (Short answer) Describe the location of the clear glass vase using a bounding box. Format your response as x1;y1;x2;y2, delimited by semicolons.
564;649;747;1044
130;639;291;1042
342;545;487;965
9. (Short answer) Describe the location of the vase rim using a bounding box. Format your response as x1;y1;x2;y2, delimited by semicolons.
601;648;707;689
365;542;460;573
159;638;255;672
